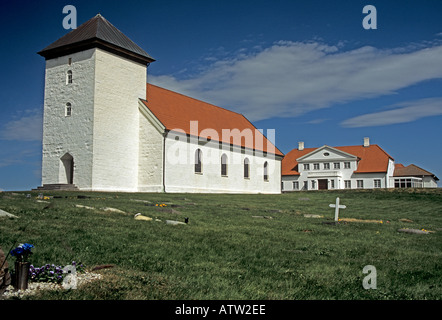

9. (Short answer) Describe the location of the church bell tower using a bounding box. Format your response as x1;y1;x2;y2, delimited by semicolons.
38;14;155;191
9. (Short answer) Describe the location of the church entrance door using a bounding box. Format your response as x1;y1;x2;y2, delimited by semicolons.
60;153;74;184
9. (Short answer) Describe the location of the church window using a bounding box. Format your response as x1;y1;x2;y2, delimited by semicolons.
65;103;72;117
66;70;73;84
263;161;269;181
244;158;250;179
221;154;228;176
194;149;202;173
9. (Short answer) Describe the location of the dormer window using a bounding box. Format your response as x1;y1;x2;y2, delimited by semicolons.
66;70;73;84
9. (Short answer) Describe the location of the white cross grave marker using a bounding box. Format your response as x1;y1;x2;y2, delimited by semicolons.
329;197;346;221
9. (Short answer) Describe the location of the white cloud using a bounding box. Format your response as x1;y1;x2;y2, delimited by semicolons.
0;109;42;141
340;97;442;128
150;40;442;121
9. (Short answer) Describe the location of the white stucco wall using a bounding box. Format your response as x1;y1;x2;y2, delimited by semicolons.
423;176;438;188
91;49;147;192
163;131;282;193
138;104;164;192
41;49;96;189
386;159;395;188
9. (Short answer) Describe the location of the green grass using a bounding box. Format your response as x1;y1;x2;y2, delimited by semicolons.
1;188;441;300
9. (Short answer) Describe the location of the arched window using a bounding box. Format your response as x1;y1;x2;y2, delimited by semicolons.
65;103;72;117
195;149;202;173
244;158;250;179
221;154;228;176
66;70;73;84
263;161;269;181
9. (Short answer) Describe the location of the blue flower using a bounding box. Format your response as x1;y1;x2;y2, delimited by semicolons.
22;243;34;251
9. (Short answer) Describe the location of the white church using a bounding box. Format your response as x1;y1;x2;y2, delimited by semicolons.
37;14;284;194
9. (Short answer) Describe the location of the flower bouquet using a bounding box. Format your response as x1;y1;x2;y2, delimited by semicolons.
10;243;34;290
10;243;34;262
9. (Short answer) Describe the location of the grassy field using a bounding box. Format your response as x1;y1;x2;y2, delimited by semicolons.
0;188;441;300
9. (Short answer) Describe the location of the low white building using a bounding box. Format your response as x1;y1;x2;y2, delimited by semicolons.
37;14;283;193
392;164;439;188
281;138;438;191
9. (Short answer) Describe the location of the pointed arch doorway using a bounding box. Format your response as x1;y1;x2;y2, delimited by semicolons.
60;153;74;184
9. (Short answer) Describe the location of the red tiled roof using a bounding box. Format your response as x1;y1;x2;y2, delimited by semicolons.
394;164;438;180
282;144;394;176
140;84;284;156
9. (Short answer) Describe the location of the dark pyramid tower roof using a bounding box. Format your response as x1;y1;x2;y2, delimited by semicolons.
38;14;155;65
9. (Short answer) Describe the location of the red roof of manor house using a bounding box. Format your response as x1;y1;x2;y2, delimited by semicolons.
140;84;284;157
282;144;394;176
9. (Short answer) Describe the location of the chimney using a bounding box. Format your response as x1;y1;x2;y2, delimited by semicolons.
363;137;370;147
298;141;304;151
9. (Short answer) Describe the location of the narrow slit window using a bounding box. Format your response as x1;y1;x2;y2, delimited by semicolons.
65;103;72;117
195;149;202;173
263;161;269;181
66;70;73;84
221;154;228;176
244;158;250;179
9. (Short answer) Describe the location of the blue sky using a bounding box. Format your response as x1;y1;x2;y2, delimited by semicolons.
0;0;441;190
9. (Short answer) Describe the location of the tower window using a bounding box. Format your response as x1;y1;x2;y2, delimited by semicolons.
66;70;73;84
65;103;72;117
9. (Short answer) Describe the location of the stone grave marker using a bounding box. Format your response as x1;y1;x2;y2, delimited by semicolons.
0;209;18;219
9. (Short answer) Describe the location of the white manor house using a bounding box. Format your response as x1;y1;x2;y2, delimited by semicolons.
281;138;438;192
